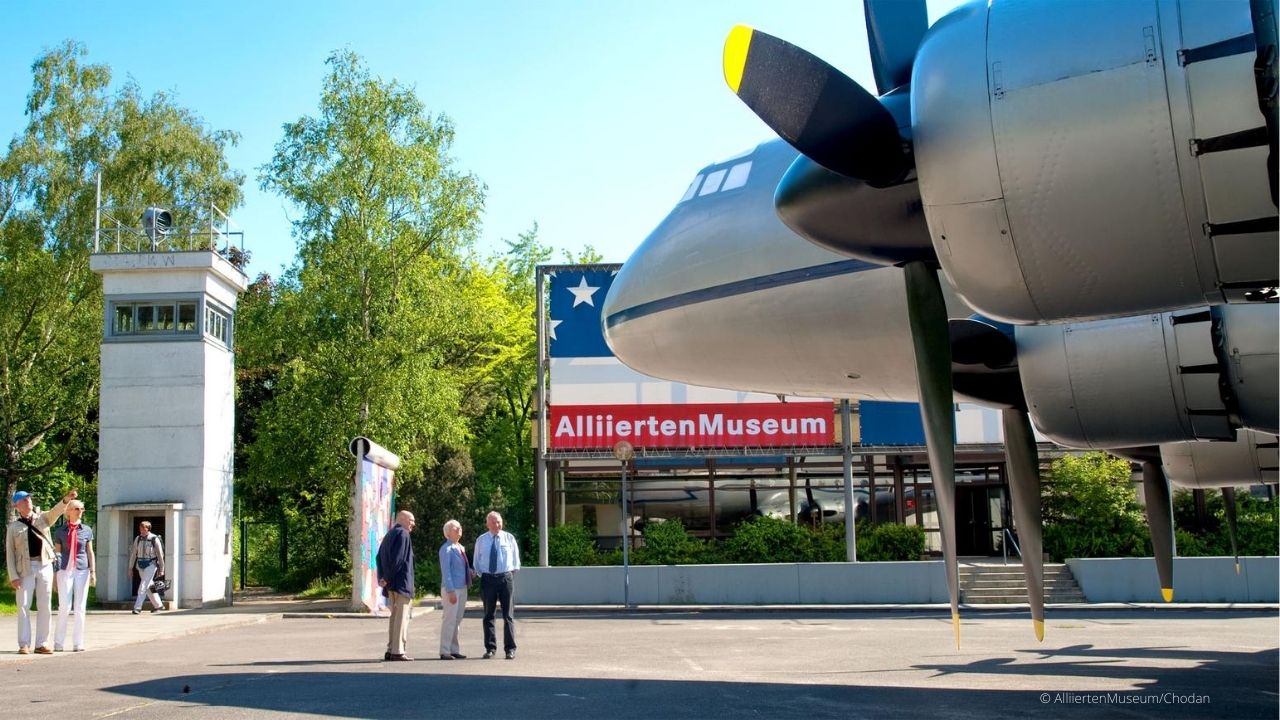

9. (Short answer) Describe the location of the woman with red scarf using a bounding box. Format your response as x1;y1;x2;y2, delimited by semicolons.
52;500;95;652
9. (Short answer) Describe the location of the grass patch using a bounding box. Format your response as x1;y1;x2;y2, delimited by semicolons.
0;582;99;616
296;574;351;599
0;584;13;616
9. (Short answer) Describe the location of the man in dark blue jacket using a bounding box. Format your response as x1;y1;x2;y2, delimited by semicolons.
377;510;416;661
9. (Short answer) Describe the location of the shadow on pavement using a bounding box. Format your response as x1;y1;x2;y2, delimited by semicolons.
103;646;1278;720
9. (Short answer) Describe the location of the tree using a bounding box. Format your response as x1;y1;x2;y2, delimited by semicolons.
1042;452;1150;560
0;42;242;519
247;50;487;586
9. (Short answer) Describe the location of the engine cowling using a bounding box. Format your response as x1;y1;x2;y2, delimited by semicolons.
1162;429;1280;488
912;0;1277;323
1016;304;1278;448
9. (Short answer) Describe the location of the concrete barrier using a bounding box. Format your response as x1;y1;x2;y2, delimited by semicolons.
516;562;948;605
1068;557;1279;603
515;557;1277;605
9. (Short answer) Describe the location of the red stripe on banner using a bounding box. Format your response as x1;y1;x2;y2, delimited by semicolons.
548;403;835;449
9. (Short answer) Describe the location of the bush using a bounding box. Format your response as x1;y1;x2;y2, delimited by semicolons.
857;522;926;561
415;555;441;596
638;519;705;565
1173;489;1279;557
718;516;818;563
1042;452;1150;561
811;522;847;562
549;523;600;566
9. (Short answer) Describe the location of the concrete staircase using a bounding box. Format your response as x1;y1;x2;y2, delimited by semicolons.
959;562;1087;604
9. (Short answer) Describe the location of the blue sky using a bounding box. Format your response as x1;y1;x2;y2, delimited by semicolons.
1;1;965;277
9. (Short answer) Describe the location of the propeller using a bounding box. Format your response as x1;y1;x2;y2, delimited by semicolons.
1222;487;1242;575
723;5;966;645
1142;461;1176;602
902;261;961;646
773;154;936;266
1002;408;1045;641
947;317;1046;641
723;25;911;187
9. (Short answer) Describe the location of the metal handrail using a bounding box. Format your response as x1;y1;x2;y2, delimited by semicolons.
1002;527;1022;566
92;172;245;257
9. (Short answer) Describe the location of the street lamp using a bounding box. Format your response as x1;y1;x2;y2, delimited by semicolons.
612;440;635;609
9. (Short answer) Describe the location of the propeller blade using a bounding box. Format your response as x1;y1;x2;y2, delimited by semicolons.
1002;408;1045;641
1142;461;1175;602
1222;487;1242;575
864;0;929;94
903;260;960;646
723;25;911;185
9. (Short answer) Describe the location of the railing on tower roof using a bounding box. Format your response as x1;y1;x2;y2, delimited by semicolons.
92;172;245;260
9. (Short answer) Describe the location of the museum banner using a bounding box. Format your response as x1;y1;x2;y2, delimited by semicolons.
549;402;834;449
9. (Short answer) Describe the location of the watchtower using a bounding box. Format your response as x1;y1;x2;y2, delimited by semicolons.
89;187;247;608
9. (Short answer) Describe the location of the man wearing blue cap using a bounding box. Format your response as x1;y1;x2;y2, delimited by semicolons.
6;488;77;654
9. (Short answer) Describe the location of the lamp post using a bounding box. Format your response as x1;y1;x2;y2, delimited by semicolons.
612;440;635;609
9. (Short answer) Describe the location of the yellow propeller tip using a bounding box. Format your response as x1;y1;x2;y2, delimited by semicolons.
1034;619;1045;642
1235;563;1241;575
724;25;754;94
952;610;961;649
1161;587;1174;603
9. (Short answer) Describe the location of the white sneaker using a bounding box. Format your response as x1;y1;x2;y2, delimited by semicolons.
54;646;64;652
73;647;85;652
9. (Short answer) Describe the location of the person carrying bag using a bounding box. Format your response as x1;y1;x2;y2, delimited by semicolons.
126;521;165;614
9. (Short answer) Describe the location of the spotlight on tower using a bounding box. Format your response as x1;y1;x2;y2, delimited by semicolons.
141;207;172;250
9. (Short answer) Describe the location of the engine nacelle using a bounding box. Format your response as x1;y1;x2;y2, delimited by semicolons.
912;0;1277;323
1162;430;1280;489
1017;304;1278;448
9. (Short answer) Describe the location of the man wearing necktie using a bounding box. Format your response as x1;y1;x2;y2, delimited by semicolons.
475;511;520;659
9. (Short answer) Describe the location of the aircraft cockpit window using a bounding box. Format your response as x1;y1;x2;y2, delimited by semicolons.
699;168;727;196
680;174;704;202
721;161;752;191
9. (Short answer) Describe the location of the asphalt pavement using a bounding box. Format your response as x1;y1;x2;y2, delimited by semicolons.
1;597;1276;719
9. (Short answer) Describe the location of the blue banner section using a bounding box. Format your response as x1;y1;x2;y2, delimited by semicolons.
859;401;927;445
549;269;616;358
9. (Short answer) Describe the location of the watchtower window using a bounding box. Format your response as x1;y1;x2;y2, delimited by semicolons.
205;304;230;346
107;297;232;348
110;300;201;338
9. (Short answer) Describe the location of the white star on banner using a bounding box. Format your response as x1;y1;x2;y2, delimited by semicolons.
568;276;600;307
548;319;562;341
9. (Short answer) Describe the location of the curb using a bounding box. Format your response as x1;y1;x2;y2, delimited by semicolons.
282;606;435;620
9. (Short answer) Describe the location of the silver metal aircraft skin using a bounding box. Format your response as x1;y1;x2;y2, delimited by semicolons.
912;0;1277;323
603;139;969;403
601;137;1279;487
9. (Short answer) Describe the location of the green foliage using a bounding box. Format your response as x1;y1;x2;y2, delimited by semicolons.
717;516;820;563
637;519;705;565
1172;489;1279;557
241;50;489;585
856;522;927;561
415;554;441;597
1042;452;1150;560
1;41;241;518
810;521;848;562
549;523;600;566
297;574;351;599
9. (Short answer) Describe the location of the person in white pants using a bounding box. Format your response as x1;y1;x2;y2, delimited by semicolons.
438;519;472;660
53;500;95;651
6;488;75;654
126;521;165;614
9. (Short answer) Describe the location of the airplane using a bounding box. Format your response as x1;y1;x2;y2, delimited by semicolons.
601;133;1277;644
603;0;1277;645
